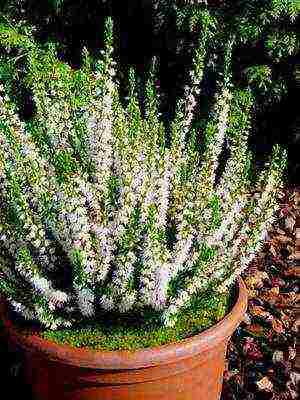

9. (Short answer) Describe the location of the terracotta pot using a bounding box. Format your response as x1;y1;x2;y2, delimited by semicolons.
0;278;247;400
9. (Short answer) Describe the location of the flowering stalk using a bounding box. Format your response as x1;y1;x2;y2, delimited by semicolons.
0;87;102;317
168;15;211;229
138;150;173;309
161;144;286;326
0;89;59;268
155;79;232;307
216;88;254;214
98;67;152;311
85;20;116;220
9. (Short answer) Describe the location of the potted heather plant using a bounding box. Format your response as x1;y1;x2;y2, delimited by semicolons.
0;16;287;400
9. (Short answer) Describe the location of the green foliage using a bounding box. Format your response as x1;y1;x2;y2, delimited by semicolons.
71;248;88;286
53;150;78;182
107;175;120;208
271;0;300;20
118;208;141;254
265;31;299;61
16;246;33;267
0;21;34;50
176;7;218;35
198;242;216;263
244;65;273;92
48;0;65;12
207;194;222;231
172;0;299;108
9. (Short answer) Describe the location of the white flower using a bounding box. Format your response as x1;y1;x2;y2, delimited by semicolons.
99;294;114;311
75;285;95;317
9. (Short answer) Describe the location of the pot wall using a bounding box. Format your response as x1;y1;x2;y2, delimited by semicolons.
23;344;227;400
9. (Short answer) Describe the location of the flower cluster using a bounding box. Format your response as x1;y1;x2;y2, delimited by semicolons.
0;17;287;329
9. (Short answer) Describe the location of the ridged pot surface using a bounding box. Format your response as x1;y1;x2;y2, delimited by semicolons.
0;278;248;400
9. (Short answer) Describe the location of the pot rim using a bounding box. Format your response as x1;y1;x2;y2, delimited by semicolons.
0;278;248;369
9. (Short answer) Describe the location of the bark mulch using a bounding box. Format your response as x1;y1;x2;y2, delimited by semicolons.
221;187;300;400
0;188;299;399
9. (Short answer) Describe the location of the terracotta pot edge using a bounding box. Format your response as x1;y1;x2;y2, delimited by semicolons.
0;278;248;370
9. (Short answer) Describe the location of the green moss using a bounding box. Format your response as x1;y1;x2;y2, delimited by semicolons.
39;289;232;351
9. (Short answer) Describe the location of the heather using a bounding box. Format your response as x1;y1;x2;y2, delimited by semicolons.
0;16;287;331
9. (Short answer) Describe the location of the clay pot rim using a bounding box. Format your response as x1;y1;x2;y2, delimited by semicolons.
1;278;248;370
